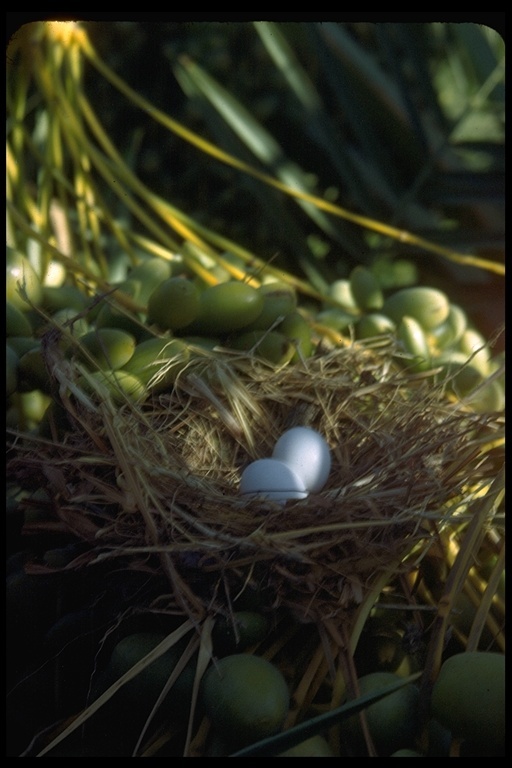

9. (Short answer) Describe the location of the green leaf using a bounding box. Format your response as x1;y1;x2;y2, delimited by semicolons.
174;53;356;257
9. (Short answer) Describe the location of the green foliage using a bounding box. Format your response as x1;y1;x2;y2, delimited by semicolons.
162;22;504;283
5;20;505;759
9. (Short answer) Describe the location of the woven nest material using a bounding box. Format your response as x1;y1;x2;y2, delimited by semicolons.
10;334;503;624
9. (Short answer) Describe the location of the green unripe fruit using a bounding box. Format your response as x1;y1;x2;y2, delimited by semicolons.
23;308;47;335
147;277;201;331
6;248;43;310
95;300;144;339
103;632;194;725
212;611;269;655
5;404;20;430
465;379;505;413
434;352;484;396
349;266;384;311
329;279;358;311
316;308;355;332
41;284;89;314
18;346;52;394
51;308;90;339
356;313;396;339
5;336;40;358
426;717;452;757
6;302;33;337
242;282;297;332
345;672;420;756
458;329;491;377
279;311;313;361
126;257;173;304
397;316;431;372
279;735;334;756
183;336;220;352
78;328;136;370
354;625;410;677
17;390;52;424
200;654;289;748
448;592;498;648
430;304;467;348
113;277;143;301
229;330;295;366
207;732;333;757
187;282;264;335
79;369;145;404
6;344;19;397
38;399;72;440
383;287;450;331
121;337;190;392
431;651;504;753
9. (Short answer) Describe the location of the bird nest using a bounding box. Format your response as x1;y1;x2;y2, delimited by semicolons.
9;333;503;625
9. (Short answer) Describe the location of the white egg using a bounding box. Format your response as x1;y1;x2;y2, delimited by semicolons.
239;458;308;501
272;426;331;493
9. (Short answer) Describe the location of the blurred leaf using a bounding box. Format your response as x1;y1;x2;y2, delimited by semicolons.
253;22;376;219
449;23;505;104
174;53;359;259
172;55;327;287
